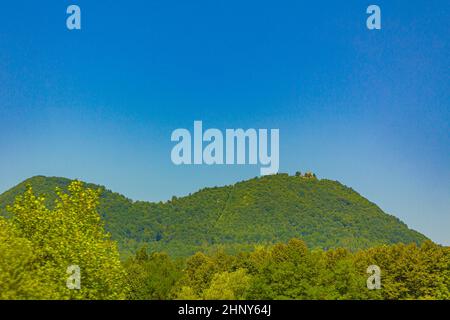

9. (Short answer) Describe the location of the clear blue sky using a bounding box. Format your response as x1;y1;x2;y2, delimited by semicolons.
0;1;449;245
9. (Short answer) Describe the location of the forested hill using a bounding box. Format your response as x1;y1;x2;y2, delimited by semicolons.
0;174;428;257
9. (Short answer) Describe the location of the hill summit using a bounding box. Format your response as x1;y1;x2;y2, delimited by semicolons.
0;173;428;257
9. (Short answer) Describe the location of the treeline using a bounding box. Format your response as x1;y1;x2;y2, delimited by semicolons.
0;182;448;300
125;239;449;300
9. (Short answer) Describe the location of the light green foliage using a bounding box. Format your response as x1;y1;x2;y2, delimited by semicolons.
3;181;128;299
0;218;52;299
202;269;251;300
353;241;450;300
148;239;448;300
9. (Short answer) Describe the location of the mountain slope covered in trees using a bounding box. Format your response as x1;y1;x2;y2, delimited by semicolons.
0;174;428;257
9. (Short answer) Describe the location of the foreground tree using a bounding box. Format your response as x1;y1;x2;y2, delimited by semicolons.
5;181;128;299
0;217;55;299
353;241;450;300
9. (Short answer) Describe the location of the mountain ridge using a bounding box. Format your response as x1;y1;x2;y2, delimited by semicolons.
0;174;429;257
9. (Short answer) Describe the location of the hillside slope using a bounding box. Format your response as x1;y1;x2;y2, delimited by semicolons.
0;174;428;257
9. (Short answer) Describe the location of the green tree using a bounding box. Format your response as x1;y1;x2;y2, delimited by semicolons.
203;269;251;300
6;181;128;299
125;248;183;299
0;217;55;299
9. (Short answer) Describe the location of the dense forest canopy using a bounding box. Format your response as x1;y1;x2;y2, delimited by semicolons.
0;179;448;300
0;174;428;258
126;239;449;300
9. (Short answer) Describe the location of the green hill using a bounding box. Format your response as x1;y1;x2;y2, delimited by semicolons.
0;174;428;257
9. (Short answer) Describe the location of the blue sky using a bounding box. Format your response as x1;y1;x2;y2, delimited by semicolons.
0;1;449;245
